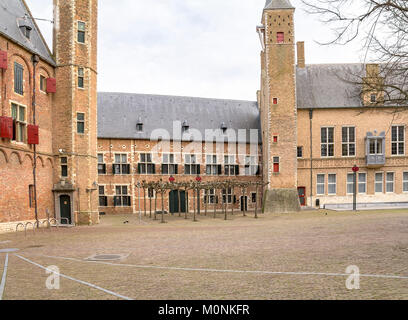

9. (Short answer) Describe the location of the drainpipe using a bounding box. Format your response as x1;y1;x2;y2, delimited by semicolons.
32;54;39;227
309;109;313;207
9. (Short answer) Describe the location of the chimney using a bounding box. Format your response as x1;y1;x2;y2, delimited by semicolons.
297;41;305;68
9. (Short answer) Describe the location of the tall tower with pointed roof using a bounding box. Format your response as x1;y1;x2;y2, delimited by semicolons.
258;0;300;212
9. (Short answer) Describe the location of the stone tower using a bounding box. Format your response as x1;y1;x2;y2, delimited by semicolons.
52;0;99;225
258;0;300;212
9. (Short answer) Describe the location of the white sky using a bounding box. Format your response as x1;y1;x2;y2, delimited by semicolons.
26;0;364;101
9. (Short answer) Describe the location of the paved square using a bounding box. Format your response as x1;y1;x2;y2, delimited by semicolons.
0;210;407;300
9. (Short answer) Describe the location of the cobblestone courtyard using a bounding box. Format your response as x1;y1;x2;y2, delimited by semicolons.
0;209;407;300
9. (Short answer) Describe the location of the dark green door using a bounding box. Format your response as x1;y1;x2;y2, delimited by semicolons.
60;195;71;224
169;191;187;214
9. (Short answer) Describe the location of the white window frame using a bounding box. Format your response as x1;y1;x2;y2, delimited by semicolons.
10;102;27;143
403;172;408;193
328;173;337;195
321;127;335;157
358;172;367;194
391;125;405;156
204;189;216;204
375;172;384;194
342;126;356;157
162;153;177;175
206;154;219;176
386;172;395;193
224;155;237;176
316;174;325;195
347;173;354;195
184;154;200;175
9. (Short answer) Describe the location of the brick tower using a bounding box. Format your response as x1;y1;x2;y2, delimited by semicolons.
52;0;99;225
258;0;300;212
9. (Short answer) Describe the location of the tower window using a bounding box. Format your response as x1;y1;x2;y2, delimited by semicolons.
277;32;284;43
297;147;303;158
370;94;377;103
77;113;85;134
273;157;280;173
61;157;68;177
78;67;84;88
77;21;86;43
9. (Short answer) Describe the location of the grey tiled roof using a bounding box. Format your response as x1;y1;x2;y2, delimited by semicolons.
296;64;364;109
0;0;55;65
98;92;261;143
265;0;294;9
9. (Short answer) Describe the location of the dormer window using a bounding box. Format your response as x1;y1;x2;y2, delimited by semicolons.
19;23;32;39
221;122;227;134
136;117;143;132
182;120;189;133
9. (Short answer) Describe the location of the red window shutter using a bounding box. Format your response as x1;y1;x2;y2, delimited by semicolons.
27;125;39;145
0;116;13;139
273;98;278;105
277;32;284;44
46;78;56;93
0;50;7;70
273;163;280;173
273;136;278;143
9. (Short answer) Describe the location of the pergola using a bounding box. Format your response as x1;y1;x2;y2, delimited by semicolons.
137;179;269;223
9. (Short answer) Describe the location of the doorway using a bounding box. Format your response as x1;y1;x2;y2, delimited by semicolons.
169;190;187;214
298;187;306;206
59;195;72;224
240;196;248;211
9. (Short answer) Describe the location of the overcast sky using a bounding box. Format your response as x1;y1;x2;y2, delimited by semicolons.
26;0;364;101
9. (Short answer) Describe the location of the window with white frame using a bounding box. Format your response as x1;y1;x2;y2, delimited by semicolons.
358;173;367;194
77;21;86;43
224;155;238;176
375;172;384;193
11;103;26;142
78;67;84;88
245;156;259;176
391;126;405;156
113;154;130;175
328;174;337;195
204;189;217;204
403;172;408;192
321;127;334;157
184;154;200;175
148;188;155;199
162;154;178;175
222;188;233;204
386;172;395;193
138;153;155;174
206;155;221;175
342;127;356;156
369;138;383;155
98;153;106;175
114;186;131;207
347;173;354;194
317;174;325;195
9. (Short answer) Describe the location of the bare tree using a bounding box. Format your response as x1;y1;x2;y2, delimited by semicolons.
302;0;408;106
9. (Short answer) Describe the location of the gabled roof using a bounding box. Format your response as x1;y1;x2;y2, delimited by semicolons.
0;0;55;65
97;92;261;143
264;0;294;10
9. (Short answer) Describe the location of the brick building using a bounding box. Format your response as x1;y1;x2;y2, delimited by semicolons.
0;0;98;233
1;0;407;233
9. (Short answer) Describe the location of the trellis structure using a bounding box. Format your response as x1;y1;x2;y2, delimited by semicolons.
139;179;268;223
